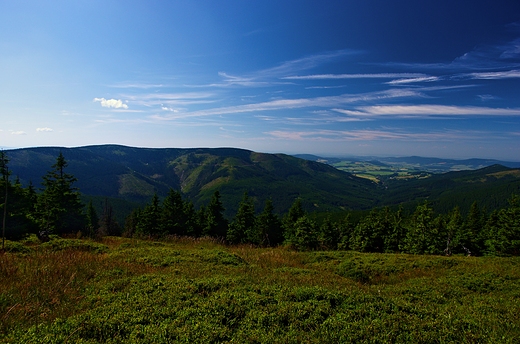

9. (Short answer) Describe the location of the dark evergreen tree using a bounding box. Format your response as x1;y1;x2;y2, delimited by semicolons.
286;215;319;251
183;200;200;237
403;202;443;254
98;198;120;236
445;206;463;255
203;191;228;238
462;201;485;255
85;200;100;238
136;193;162;236
351;208;391;253
385;206;406;253
283;198;306;244
161;189;186;235
483;196;520;256
318;216;339;250
123;208;141;238
337;214;355;250
35;153;85;235
227;192;256;244
256;198;283;247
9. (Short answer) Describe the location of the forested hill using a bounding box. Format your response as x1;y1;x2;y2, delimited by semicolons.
4;145;520;216
4;145;377;215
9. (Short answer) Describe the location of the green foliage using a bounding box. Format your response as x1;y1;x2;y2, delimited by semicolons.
40;238;109;253
34;153;86;235
256;198;283;246
2;238;520;343
203;190;228;238
227;192;257;244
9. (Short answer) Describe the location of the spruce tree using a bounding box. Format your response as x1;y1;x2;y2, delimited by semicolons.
203;191;228;238
35;152;85;235
161;189;186;235
256;198;282;246
227;192;256;244
282;198;306;244
85;200;100;238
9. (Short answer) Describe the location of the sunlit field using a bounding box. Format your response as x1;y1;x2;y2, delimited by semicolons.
1;236;519;343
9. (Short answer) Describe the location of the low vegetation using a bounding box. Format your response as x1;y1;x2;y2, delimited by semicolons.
1;236;519;343
1;151;520;342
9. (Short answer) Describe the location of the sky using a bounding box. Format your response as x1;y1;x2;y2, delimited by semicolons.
1;1;520;160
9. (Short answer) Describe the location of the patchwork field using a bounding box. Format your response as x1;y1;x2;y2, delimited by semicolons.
1;236;519;343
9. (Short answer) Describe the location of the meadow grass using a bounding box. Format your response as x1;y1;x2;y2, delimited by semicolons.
1;236;519;343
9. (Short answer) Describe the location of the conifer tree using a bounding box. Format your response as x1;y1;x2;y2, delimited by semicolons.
256;198;282;246
203;191;228;238
161;189;186;235
286;215;318;251
282;198;306;244
337;214;354;250
85;200;99;238
35;152;85;235
319;216;339;250
402;202;442;254
136;193;162;236
227;192;257;244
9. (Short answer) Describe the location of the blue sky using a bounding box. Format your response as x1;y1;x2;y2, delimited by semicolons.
1;1;520;160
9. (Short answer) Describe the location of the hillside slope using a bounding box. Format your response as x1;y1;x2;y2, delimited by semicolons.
5;145;378;215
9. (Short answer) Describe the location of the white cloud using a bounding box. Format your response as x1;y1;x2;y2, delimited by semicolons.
36;127;53;132
386;76;440;85
333;105;520;117
10;131;26;135
93;98;129;109
266;129;486;142
150;89;422;120
283;73;426;80
468;70;520;79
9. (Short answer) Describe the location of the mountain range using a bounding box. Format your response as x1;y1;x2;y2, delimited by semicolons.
4;145;520;218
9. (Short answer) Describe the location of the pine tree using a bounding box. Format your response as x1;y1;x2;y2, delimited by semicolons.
282;198;306;244
227;192;256;244
337;214;354;250
35;152;85;235
161;189;186;235
203;191;228;238
256;198;282;247
287;215;318;251
402;202;442;254
98;198;120;236
319;216;339;250
85;200;99;238
136;193;162;236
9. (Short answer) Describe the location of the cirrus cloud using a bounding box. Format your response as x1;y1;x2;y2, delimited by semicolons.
36;127;53;132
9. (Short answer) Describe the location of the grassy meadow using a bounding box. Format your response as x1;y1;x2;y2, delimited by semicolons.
1;236;519;343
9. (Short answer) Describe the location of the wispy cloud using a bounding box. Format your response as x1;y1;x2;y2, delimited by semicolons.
467;69;520;79
333;105;520;117
150;89;422;120
109;82;165;89
386;76;441;85
93;98;129;109
266;128;488;142
10;131;26;135
283;73;426;80
36;127;53;132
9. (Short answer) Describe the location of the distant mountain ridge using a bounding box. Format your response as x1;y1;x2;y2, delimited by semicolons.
4;145;377;216
294;154;520;172
4;145;520;218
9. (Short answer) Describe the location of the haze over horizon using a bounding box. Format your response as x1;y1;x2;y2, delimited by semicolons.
1;1;520;160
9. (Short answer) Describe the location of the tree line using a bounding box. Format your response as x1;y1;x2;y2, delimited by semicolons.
1;152;519;256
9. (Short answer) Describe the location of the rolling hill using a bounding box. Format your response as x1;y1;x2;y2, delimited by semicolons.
4;145;378;216
4;145;520;219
